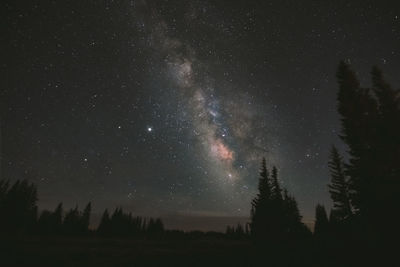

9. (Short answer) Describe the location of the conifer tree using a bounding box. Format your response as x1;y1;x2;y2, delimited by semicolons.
37;210;53;234
334;62;400;240
314;204;329;238
81;202;91;233
250;158;272;243
271;166;282;201
53;202;63;233
2;179;38;234
63;206;81;234
97;209;111;235
370;66;400;237
336;61;379;216
235;223;244;239
282;189;303;237
328;146;352;221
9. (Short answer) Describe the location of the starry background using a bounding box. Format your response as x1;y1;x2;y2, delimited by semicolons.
2;0;399;230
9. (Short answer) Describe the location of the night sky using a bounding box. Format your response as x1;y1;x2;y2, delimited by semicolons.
3;0;400;230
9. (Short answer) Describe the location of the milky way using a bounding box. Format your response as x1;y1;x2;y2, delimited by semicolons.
3;0;399;229
136;1;276;192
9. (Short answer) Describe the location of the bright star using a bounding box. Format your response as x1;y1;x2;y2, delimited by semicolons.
147;127;153;132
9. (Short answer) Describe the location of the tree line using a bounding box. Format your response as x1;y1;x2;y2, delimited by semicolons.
0;179;164;237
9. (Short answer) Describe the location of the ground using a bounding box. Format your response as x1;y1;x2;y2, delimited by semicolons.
0;236;325;266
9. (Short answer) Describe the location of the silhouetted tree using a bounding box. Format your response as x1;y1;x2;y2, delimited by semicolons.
147;218;164;236
245;223;250;236
314;204;329;239
80;202;91;234
251;159;309;244
336;61;379;217
282;189;303;237
97;209;111;236
271;166;282;201
225;224;248;239
63;206;81;235
370;66;400;238
0;179;38;234
131;216;144;236
37;210;53;234
0;180;10;231
98;207;157;237
235;223;244;238
0;180;10;203
250;158;272;243
335;62;400;242
226;225;234;237
37;203;64;235
328;146;352;221
53;202;63;234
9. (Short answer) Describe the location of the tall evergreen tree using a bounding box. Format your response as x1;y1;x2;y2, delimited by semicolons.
250;159;308;243
53;202;63;234
63;206;81;234
328;146;352;221
336;61;379;217
371;66;400;181
250;158;272;243
37;210;53;234
1;179;38;234
81;202;91;233
282;189;304;237
97;209;111;236
370;66;400;237
371;66;399;119
271;166;282;201
314;204;329;238
335;62;400;241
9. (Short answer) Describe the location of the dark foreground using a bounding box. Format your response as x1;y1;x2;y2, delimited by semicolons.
0;236;319;267
1;235;390;267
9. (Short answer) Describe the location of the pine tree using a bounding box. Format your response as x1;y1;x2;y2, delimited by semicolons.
336;61;379;216
251;159;309;244
328;146;352;221
371;66;399;118
235;223;244;239
97;209;111;236
371;66;400;181
314;204;329;238
271;166;282;201
0;180;10;232
2;179;38;234
63;206;81;234
370;66;400;237
53;202;63;234
282;189;303;237
334;62;400;241
81;202;91;233
257;158;271;202
154;218;164;233
250;158;272;243
226;225;234;237
37;210;53;234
